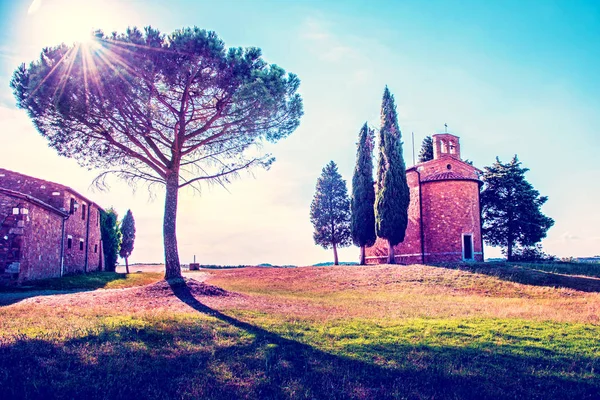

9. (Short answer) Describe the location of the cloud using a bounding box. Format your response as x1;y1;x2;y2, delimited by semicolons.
301;17;362;63
560;231;581;242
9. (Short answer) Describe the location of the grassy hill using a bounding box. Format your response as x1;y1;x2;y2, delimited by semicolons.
0;263;599;399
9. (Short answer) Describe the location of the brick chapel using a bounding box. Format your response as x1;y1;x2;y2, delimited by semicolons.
366;133;484;264
0;168;103;282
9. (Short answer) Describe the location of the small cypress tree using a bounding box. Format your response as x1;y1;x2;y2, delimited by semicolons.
100;208;121;272
351;122;376;265
310;161;352;265
119;210;136;274
418;136;434;162
375;86;410;264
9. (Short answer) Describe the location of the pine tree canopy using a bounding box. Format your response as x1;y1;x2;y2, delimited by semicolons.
375;87;410;247
310;161;352;250
480;155;554;261
351;122;376;249
11;26;303;279
418;136;434;163
119;209;136;259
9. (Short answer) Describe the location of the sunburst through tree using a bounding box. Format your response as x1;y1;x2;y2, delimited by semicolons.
11;26;303;279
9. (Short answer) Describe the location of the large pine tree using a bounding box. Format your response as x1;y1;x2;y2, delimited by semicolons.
375;87;410;264
119;210;136;274
481;156;554;261
351;123;376;265
310;161;352;265
418;136;434;162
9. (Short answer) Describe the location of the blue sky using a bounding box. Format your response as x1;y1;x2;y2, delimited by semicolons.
0;0;598;264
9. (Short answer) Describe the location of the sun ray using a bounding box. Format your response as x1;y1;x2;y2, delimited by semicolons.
52;43;79;101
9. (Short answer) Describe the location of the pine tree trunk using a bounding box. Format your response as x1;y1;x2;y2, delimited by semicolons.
164;172;182;280
387;240;395;264
360;245;366;265
333;242;339;265
507;240;513;262
125;257;129;274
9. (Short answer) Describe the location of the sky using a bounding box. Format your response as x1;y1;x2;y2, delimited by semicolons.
0;0;598;265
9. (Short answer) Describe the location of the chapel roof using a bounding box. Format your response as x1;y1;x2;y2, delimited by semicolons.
421;171;483;186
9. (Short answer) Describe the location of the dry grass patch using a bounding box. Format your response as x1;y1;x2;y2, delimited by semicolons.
202;265;600;323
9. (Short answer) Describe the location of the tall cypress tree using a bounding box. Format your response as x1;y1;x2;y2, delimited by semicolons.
375;86;410;264
418;136;434;162
351;122;376;265
119;210;136;274
310;161;352;265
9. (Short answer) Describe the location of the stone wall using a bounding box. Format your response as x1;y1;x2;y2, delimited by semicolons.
62;194;103;273
20;202;63;280
0;192;63;281
0;193;25;280
421;180;483;262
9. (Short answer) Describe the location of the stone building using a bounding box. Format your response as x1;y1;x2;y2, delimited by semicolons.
0;168;103;282
366;133;484;264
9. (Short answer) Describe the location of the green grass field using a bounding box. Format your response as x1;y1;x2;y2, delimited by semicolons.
0;263;599;399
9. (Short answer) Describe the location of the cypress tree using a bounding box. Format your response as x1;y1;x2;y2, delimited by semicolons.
119;210;136;274
375;87;410;264
100;208;121;272
310;161;352;265
351;122;376;265
418;135;434;162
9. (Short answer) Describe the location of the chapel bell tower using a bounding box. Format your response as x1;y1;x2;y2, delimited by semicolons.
432;133;461;160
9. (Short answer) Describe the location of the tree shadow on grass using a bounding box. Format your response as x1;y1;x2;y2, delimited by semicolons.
434;262;600;293
0;280;598;399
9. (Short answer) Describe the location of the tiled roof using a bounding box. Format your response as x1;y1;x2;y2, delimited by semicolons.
0;168;101;209
421;171;482;185
0;187;68;217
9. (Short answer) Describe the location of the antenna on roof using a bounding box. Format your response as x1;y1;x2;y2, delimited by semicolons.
444;123;448;133
412;131;415;166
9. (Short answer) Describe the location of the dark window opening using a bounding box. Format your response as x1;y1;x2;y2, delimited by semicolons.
447;164;452;170
67;238;72;249
94;244;98;253
463;234;473;260
82;204;86;220
79;241;84;251
70;198;75;214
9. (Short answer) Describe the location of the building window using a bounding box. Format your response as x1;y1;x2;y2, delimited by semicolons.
94;244;98;254
79;240;84;251
67;237;72;249
82;204;86;220
70;198;75;214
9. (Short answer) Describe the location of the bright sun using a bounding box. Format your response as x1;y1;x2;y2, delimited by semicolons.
27;0;124;46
